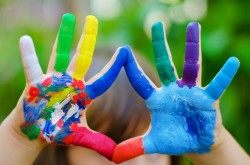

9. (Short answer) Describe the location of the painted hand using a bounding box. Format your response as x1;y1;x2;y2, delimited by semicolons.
19;14;125;160
113;22;240;163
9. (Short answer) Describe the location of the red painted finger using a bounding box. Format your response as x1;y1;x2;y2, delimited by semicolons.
64;124;116;161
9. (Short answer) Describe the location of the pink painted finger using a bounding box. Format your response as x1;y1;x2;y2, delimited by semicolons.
19;36;43;82
64;124;116;161
112;137;145;164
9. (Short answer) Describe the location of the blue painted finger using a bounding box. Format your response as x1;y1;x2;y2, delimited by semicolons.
152;22;177;85
205;57;240;100
178;22;200;88
87;46;156;100
123;46;156;100
86;47;127;99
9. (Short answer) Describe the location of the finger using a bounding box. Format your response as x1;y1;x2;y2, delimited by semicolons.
205;57;240;100
86;46;156;100
112;137;145;164
19;35;43;82
152;22;177;86
178;22;201;88
53;13;76;72
85;47;127;99
46;36;57;73
62;124;116;161
123;46;156;100
69;15;98;80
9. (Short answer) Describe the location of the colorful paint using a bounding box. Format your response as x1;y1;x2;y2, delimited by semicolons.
21;73;90;143
20;13;119;160
112;22;239;163
21;73;117;160
20;12;240;162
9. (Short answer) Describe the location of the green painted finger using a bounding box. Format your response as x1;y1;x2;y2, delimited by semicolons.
152;22;177;85
54;13;76;72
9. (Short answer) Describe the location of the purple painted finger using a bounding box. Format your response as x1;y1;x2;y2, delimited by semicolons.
178;22;200;88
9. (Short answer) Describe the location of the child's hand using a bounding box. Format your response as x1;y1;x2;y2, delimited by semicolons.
0;13;127;161
112;22;239;163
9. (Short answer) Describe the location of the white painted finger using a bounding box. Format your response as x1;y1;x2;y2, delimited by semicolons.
19;35;43;82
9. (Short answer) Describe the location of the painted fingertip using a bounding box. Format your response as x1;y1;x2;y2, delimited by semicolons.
152;21;165;40
120;45;136;63
20;35;32;45
20;35;33;49
85;15;98;34
152;21;164;30
115;46;129;64
61;13;76;34
86;15;98;25
224;57;240;76
186;22;200;43
119;45;130;55
19;35;35;55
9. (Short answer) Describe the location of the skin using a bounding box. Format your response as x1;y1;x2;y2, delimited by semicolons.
19;14;119;160
112;22;250;164
0;13;128;164
68;147;170;165
0;14;249;165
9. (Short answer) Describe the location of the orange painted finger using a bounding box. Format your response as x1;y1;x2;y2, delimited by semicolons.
112;137;145;164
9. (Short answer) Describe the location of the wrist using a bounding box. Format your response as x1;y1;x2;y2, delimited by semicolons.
186;126;228;164
0;107;46;165
186;127;250;165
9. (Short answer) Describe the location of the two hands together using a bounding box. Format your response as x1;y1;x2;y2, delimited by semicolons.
0;13;246;165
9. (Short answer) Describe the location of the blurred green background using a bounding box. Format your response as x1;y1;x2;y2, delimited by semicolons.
0;0;249;158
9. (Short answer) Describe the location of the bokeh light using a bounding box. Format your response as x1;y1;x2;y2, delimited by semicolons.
90;0;121;20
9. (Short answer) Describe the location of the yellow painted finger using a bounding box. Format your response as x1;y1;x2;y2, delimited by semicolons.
73;15;98;80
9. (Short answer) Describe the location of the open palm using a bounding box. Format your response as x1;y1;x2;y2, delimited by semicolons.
19;14;125;160
113;22;239;163
144;82;216;155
